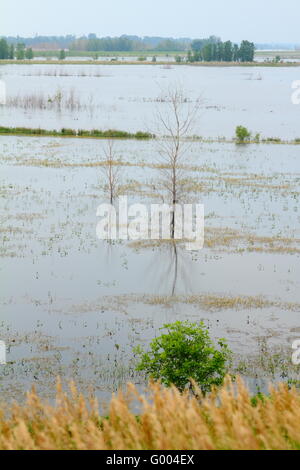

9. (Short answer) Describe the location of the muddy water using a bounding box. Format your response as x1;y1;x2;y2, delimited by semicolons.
1;64;300;139
0;135;299;400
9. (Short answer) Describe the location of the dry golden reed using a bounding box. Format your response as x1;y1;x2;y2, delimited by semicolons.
0;377;299;450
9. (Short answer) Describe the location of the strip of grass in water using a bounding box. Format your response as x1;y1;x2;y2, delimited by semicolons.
0;126;154;140
0;126;299;145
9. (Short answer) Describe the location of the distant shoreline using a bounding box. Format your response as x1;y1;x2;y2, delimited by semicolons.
1;59;300;67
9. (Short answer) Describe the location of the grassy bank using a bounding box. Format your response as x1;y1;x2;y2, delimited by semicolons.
0;126;154;140
0;126;299;145
0;377;299;450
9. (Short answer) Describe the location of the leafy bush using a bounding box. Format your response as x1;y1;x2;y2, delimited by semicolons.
235;125;251;143
134;321;232;393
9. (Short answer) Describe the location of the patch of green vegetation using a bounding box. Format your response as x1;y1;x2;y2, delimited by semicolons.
134;321;232;394
262;137;282;143
235;125;251;143
0;126;154;140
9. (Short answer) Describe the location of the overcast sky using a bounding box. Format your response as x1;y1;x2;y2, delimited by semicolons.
2;0;300;43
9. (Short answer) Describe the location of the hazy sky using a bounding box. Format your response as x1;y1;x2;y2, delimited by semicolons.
2;0;300;43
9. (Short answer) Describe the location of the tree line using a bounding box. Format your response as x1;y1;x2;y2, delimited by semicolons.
188;37;255;62
1;34;255;59
0;39;33;59
69;36;188;52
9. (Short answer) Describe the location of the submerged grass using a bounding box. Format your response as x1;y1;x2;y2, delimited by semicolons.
0;377;300;450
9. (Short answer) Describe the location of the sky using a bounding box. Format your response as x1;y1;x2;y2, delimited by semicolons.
2;0;300;43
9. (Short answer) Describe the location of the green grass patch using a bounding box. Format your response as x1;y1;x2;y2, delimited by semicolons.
0;126;154;140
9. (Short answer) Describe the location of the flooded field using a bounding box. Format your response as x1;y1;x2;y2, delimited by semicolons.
1;64;300;139
1;129;300;400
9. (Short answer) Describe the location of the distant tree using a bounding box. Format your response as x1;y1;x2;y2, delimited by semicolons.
236;125;251;143
191;39;206;52
191;50;202;62
233;44;240;62
156;39;185;52
216;42;224;61
25;48;34;60
8;44;15;59
223;41;233;61
0;39;9;59
239;40;255;62
59;49;66;60
191;36;220;55
16;43;25;60
202;44;213;61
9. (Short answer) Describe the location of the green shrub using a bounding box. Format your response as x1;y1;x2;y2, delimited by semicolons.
134;321;232;393
235;125;251;143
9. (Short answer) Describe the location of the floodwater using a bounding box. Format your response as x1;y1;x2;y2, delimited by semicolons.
1;64;300;139
0;64;300;401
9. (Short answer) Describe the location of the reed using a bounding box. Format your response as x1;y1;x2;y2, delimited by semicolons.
0;377;299;450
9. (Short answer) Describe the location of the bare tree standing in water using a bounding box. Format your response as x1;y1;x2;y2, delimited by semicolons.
101;139;121;204
154;86;201;238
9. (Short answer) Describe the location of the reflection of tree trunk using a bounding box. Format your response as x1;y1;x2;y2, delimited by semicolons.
171;243;178;296
171;204;175;239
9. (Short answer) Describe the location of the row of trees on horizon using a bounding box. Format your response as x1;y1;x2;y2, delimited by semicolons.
188;38;255;62
0;35;255;61
0;40;33;60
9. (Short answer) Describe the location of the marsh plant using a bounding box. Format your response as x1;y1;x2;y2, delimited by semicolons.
2;378;300;449
6;88;96;113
